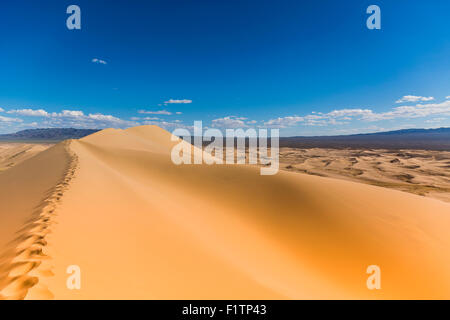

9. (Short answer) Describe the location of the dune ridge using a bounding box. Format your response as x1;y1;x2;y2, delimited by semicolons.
1;125;450;299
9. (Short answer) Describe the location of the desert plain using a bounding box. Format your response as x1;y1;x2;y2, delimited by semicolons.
0;126;450;299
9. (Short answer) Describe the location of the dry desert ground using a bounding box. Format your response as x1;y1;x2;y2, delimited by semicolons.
278;148;450;203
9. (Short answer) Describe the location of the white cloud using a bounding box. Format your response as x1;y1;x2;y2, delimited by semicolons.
11;108;137;129
262;99;450;128
92;58;107;65
263;116;304;128
138;110;172;115
175;112;182;115
7;108;49;116
446;96;450;100
46;114;136;128
0;115;22;122
396;95;434;103
325;108;374;119
425;117;446;124
52;110;84;117
88;113;121;122
164;99;192;104
0;107;141;132
0;107;4;112
211;116;249;129
368;100;450;121
131;116;160;121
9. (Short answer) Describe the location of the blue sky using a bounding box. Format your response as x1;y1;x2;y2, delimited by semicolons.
0;0;449;136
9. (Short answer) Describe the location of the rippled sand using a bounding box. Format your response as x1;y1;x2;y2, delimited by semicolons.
278;148;450;203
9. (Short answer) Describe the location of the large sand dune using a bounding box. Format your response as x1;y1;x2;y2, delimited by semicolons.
1;125;450;299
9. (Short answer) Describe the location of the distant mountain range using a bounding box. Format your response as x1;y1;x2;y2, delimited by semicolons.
1;127;449;150
0;128;100;141
279;127;450;150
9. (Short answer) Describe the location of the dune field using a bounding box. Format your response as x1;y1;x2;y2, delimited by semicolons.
278;148;450;203
0;125;450;299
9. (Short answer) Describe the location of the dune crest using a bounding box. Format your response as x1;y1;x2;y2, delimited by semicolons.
1;125;450;299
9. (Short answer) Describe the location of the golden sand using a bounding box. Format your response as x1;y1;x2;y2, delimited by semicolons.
0;143;51;172
1;126;450;299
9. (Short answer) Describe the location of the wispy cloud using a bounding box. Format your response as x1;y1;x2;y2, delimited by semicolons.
264;116;304;128
211;116;249;129
363;100;450;121
425;117;447;124
131;116;160;121
47;110;137;128
263;99;450;128
56;110;84;117
92;58;107;65
7;109;49;116
396;95;434;103
164;99;192;104
0;107;4;112
138;110;172;115
0;115;22;122
2;108;138;130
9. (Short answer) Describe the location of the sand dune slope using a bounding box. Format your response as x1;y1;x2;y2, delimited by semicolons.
0;143;51;172
2;125;450;299
0;142;74;299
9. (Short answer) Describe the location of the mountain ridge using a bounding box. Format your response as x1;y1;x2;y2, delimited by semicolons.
280;127;450;150
0;128;100;141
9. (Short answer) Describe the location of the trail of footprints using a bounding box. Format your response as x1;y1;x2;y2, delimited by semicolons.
0;141;78;300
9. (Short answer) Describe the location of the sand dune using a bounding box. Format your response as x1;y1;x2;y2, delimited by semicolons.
0;142;73;299
1;125;450;299
0;143;51;172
